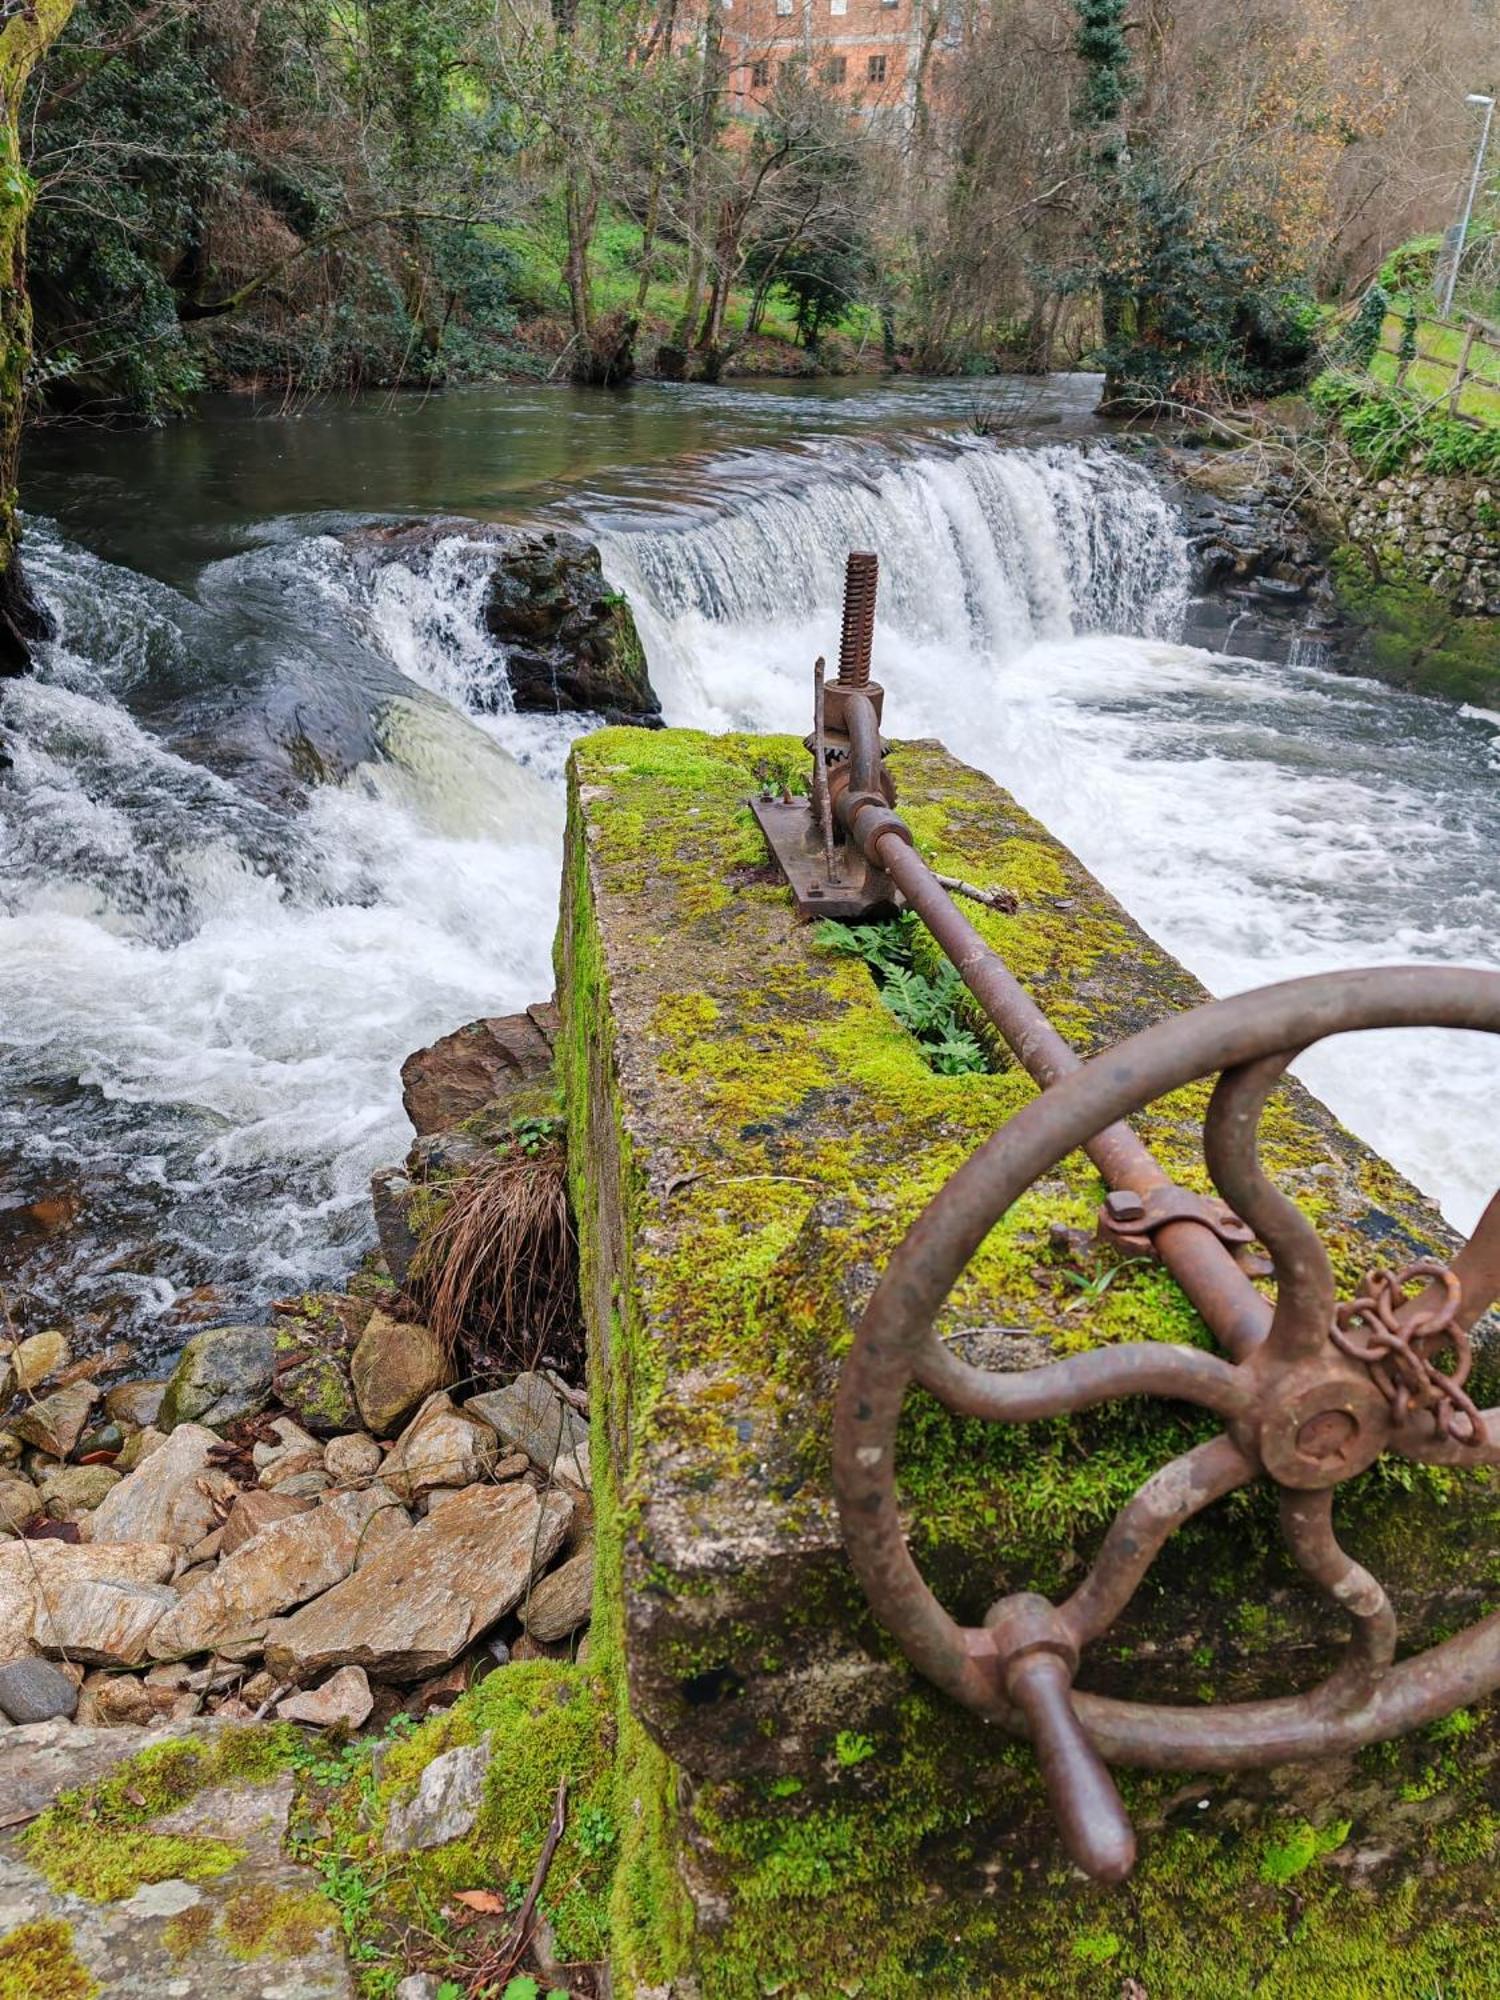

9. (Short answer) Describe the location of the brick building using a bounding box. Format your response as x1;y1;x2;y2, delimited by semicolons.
714;0;943;131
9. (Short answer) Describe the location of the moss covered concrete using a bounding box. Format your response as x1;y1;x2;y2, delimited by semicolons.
556;725;1500;1997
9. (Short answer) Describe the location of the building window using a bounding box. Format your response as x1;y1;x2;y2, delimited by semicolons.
777;0;794;14
750;56;771;86
829;0;847;15
823;53;847;82
867;51;887;80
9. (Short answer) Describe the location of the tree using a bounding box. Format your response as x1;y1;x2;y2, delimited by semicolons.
2;0;79;675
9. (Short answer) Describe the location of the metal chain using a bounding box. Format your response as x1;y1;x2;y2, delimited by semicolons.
1331;1261;1486;1445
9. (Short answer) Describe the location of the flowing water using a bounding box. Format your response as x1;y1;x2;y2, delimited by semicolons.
4;375;1497;1363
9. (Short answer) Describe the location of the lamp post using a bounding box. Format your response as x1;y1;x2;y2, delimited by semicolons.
1439;92;1496;319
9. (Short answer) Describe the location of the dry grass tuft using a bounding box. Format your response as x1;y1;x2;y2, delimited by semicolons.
410;1142;583;1381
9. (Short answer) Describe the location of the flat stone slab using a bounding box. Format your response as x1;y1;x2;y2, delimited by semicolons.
561;729;1480;1783
0;1759;351;1998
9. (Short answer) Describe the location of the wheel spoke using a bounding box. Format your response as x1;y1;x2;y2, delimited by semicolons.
914;1334;1254;1427
1059;1433;1256;1651
1278;1488;1396;1695
1204;1051;1337;1364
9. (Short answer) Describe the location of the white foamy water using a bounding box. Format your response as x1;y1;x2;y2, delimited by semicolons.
3;429;1495;1355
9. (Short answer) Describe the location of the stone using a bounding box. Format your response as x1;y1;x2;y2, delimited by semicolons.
277;1663;374;1728
88;1423;237;1548
370;1166;419;1287
36;1577;179;1666
520;1544;594;1642
466;1372;590;1489
0;1656;79;1724
265;1480;572;1682
158;1324;277;1430
350;1310;452;1437
9;1381;98;1458
148;1486;409;1659
399;1010;555;1136
380;1393;496;1505
6;1328;69;1395
38;1463;121;1519
74;1671;189;1728
383;1735;491;1852
254;1416;329;1496
324;1432;383;1485
0;1539;175;1663
116;1424;167;1472
277;1345;360;1437
0;1476;37;1533
396;1979;444;2000
0;1739;353;1994
104;1378;166;1429
222;1488;316;1555
509;1631;568;1664
482;530;660;722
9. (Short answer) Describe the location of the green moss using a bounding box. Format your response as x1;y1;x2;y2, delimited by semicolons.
1330;543;1500;706
0;1919;97;2000
20;1727;299;1902
218;1882;334;1960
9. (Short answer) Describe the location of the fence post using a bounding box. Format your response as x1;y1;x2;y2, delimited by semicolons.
1450;318;1479;417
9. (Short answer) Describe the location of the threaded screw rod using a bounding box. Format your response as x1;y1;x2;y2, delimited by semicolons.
837;551;879;688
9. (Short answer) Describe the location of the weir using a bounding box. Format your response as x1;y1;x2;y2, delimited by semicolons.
559;617;1500;1988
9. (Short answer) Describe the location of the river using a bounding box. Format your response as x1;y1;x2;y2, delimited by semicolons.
3;374;1497;1364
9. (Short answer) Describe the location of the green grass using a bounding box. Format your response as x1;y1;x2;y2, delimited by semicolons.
1371;309;1500;425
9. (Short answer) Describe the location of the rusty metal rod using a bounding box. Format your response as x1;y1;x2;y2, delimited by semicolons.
837;690;1272;1362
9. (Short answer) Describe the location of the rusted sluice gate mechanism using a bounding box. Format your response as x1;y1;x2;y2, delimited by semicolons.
751;550;1500;1886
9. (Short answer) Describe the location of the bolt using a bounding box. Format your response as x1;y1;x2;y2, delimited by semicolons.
1104;1190;1147;1224
837;551;879;689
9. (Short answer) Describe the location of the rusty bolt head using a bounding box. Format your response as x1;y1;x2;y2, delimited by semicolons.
1104;1190;1147;1225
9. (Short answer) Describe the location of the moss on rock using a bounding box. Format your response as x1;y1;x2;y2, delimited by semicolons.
0;1918;97;2000
1330;544;1500;706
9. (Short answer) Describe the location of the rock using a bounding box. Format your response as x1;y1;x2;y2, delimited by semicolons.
350;1311;452;1437
324;1433;383;1485
383;1735;492;1852
39;1463;121;1519
467;1372;590;1490
116;1424;167;1471
370;1166;420;1287
10;1381;98;1458
0;1539;175;1664
405;1129;489;1178
520;1544;594;1642
88;1422;237;1548
400;1010;555;1136
104;1378;166;1429
221;1488;317;1556
0;1656;79;1724
149;1486;409;1658
482;530;660;722
36;1576;179;1666
509;1632;569;1663
381;1395;498;1506
76;1419;125;1460
6;1328;69;1395
265;1480;573;1683
76;1672;192;1728
396;1978;445;2000
271;1299;366;1437
255;1416;329;1496
158;1324;277;1430
277;1663;374;1729
0;1474;37;1533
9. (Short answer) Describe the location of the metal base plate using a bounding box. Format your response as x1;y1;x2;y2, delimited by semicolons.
750;795;898;921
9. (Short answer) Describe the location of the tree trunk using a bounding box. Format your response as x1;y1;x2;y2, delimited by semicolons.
1;0;78;677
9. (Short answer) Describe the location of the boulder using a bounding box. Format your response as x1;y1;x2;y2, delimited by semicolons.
0;1656;79;1724
158;1325;277;1430
220;1488;316;1556
380;1393;496;1505
466;1372;590;1489
520;1544;594;1643
104;1378;166;1429
383;1735;491;1852
271;1300;364;1437
88;1423;237;1548
0;1474;37;1533
148;1485;409;1659
0;1539;176;1664
36;1576;179;1666
10;1381;98;1458
399;1010;554;1136
350;1311;452;1437
482;530;660;723
277;1663;374;1729
265;1480;573;1682
5;1328;69;1396
324;1432;383;1485
39;1463;121;1520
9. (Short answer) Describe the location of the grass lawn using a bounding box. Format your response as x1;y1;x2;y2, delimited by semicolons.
1374;309;1500;425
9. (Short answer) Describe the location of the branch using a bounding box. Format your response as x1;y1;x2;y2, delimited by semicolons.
175;208;489;321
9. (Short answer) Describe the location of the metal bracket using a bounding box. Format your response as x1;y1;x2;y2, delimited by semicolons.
749;794;898;922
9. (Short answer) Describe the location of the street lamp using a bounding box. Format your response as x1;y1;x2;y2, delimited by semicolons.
1438;92;1496;319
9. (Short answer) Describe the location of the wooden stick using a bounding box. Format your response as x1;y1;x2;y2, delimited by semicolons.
501;1777;569;1972
933;872;1020;915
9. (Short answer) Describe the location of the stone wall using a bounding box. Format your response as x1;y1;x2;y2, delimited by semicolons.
562;725;1500;1999
1323;454;1500;618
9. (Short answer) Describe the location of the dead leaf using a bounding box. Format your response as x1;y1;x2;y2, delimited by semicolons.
453;1889;509;1915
